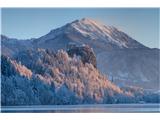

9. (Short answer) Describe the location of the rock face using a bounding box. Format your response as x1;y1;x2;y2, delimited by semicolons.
67;44;97;68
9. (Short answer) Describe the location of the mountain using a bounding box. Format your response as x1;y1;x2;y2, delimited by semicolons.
32;18;147;51
1;18;159;91
2;18;146;55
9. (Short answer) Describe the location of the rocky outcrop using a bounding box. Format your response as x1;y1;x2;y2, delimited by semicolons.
67;44;97;68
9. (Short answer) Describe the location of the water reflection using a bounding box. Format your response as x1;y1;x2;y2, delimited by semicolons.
1;104;160;113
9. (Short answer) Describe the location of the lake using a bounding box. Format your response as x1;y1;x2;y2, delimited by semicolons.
1;104;160;113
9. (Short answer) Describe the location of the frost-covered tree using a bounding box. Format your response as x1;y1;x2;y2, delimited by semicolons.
1;48;159;105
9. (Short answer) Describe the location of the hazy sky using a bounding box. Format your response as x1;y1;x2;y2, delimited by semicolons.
1;8;159;48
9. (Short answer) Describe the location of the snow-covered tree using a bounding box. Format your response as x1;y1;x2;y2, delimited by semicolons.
1;48;159;105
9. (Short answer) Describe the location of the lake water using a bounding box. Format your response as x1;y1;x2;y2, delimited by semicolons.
1;104;160;113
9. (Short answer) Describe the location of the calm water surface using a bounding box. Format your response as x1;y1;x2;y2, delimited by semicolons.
1;104;160;113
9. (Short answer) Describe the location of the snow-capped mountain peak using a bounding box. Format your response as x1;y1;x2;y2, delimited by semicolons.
72;18;104;27
63;18;145;49
70;18;111;33
33;18;147;50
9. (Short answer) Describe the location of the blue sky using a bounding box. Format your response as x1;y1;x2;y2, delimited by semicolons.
1;8;159;48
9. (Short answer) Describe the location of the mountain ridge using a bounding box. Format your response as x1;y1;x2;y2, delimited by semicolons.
1;18;149;49
34;18;147;50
